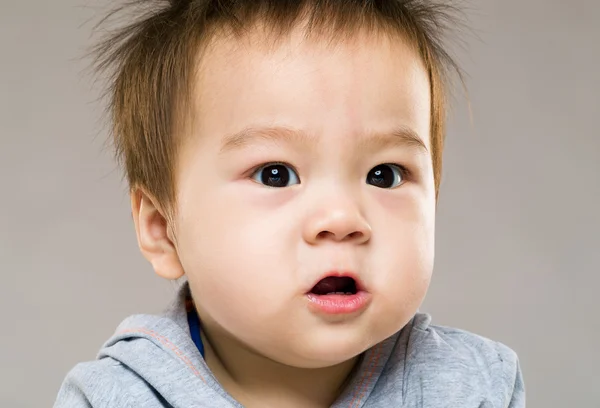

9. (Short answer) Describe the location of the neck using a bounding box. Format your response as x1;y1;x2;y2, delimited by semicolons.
201;330;359;408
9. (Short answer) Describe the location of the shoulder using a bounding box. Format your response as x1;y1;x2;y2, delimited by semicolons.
54;345;179;408
387;313;525;407
412;313;520;370
54;358;138;408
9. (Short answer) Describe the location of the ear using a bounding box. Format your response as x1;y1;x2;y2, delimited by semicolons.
131;188;185;280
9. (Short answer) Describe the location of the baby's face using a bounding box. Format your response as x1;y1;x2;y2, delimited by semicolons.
174;28;435;368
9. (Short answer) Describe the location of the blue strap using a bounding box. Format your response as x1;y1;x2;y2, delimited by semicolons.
187;306;205;358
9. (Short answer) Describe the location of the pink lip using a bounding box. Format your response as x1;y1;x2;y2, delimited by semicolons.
306;291;371;315
305;271;371;315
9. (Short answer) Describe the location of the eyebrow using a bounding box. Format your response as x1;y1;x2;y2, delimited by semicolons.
360;126;428;154
219;126;317;154
218;125;428;155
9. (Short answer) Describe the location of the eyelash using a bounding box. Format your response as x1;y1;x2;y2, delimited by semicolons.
385;163;411;179
249;161;297;175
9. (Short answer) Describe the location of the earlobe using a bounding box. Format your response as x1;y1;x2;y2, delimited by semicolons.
130;189;185;280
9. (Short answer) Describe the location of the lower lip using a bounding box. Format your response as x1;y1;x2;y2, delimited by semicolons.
305;291;371;315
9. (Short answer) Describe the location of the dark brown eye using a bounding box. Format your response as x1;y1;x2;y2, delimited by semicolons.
252;163;300;188
366;164;404;188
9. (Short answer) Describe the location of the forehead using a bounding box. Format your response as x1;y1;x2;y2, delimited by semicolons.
192;25;432;151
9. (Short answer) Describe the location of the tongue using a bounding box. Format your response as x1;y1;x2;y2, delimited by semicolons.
311;277;354;295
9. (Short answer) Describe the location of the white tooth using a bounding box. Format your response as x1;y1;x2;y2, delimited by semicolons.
345;292;353;295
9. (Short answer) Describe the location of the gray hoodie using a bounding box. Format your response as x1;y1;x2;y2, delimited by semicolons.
54;283;525;407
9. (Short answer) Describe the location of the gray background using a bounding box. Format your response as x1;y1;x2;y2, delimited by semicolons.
1;0;598;407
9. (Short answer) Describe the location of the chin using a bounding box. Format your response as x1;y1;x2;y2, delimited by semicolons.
268;331;376;369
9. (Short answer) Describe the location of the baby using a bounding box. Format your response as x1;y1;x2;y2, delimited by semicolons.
55;0;525;407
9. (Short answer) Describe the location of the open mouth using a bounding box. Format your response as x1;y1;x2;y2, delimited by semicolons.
306;274;370;315
309;276;358;296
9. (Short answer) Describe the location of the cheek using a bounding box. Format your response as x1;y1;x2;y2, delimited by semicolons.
373;229;433;297
369;191;435;313
176;190;295;324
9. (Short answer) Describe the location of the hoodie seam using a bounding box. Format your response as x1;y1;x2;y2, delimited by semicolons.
347;342;384;408
117;327;206;384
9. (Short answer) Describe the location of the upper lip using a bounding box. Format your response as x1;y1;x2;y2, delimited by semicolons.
306;271;367;294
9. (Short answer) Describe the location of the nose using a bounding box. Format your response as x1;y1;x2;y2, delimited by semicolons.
303;198;372;245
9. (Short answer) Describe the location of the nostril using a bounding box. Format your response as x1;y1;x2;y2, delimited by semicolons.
346;231;364;241
316;231;335;240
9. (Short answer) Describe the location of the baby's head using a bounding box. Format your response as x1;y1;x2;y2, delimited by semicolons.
96;0;461;369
